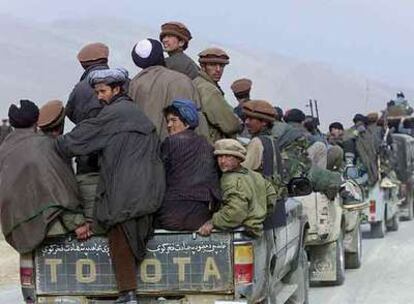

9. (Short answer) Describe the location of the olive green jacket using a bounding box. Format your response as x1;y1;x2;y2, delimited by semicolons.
212;167;276;237
193;71;241;143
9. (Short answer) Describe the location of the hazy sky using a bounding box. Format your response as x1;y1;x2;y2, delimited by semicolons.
1;0;413;89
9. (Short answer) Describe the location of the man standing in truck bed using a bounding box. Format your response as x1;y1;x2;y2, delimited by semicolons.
56;68;165;304
194;48;241;143
159;21;199;79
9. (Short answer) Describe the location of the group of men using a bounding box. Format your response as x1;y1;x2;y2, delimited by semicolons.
0;21;388;304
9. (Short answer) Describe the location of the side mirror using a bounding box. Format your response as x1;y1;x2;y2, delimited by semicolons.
344;165;359;180
288;177;312;197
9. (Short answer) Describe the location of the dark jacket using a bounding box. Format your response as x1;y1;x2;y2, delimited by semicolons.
0;129;82;253
155;130;221;230
56;94;165;260
66;64;109;174
165;51;199;80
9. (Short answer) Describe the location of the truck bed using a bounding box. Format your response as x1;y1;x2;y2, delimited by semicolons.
35;231;233;296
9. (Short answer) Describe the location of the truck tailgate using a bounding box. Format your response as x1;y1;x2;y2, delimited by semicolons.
34;232;234;296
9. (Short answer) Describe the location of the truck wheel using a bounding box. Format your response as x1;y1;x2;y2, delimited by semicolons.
286;248;309;304
345;224;362;269
370;220;386;238
386;213;399;232
320;231;346;286
401;195;413;221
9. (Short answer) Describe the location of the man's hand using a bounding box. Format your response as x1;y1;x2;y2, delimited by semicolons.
198;221;214;236
75;223;92;241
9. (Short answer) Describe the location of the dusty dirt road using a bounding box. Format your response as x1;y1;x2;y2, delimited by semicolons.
2;220;414;303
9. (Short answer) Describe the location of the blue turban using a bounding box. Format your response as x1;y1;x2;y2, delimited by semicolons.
172;99;199;128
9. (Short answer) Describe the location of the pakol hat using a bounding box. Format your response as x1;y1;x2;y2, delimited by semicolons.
131;38;165;69
214;139;246;161
243;100;276;122
77;42;109;62
198;47;229;65
160;22;192;50
231;78;252;95
8;99;39;128
367;112;379;123
38;100;65;130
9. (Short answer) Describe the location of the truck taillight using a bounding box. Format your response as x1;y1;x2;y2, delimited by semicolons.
20;253;34;286
369;200;376;214
234;243;254;285
20;267;33;286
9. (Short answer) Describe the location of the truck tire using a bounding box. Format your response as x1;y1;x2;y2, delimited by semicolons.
286;248;309;304
345;224;362;269
386;213;399;232
319;231;346;287
370;219;386;238
401;194;413;221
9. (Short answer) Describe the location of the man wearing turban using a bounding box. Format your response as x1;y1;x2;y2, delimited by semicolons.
155;99;221;230
56;68;165;304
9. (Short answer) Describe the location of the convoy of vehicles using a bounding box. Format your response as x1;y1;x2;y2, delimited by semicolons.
13;108;414;303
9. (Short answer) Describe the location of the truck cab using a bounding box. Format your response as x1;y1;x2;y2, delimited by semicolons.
20;198;309;304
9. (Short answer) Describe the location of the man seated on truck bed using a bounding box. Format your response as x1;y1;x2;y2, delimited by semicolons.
37;100;92;239
155;99;221;231
0;100;88;254
198;139;276;237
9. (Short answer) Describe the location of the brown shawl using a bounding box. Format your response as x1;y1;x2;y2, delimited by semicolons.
0;129;80;253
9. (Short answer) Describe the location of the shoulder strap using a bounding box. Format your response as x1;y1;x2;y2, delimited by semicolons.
258;135;283;178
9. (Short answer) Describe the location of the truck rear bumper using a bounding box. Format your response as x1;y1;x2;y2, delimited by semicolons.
36;295;245;304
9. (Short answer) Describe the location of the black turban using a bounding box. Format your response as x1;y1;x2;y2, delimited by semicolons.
8;99;39;128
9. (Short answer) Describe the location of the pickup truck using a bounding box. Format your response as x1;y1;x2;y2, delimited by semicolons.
361;178;401;238
391;133;414;221
296;177;365;286
19;198;309;304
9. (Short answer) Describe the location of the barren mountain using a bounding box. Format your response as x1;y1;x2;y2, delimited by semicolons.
0;15;411;129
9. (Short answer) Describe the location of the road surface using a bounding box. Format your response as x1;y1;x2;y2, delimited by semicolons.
1;220;414;303
310;220;414;304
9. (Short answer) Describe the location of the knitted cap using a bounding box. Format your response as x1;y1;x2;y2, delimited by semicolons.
8;100;39;128
131;38;165;69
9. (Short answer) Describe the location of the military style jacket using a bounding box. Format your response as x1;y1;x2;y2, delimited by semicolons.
193;71;241;143
212;167;276;237
165;51;199;80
